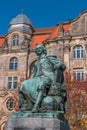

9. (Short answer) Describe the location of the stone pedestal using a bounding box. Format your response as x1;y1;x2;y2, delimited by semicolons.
4;117;70;130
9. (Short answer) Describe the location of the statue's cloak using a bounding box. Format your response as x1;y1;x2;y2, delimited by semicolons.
20;55;66;103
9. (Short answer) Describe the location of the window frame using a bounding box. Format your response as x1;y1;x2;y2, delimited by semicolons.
13;35;19;46
13;77;18;89
7;77;12;89
7;77;18;89
73;45;83;59
73;70;84;81
9;57;18;70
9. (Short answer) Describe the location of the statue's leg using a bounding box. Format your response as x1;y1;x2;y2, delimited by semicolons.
31;77;51;113
18;91;33;111
32;90;45;113
18;92;25;109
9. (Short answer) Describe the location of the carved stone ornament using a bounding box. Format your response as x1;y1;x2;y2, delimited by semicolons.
58;23;64;37
1;39;8;50
21;35;31;48
64;44;70;52
84;42;87;50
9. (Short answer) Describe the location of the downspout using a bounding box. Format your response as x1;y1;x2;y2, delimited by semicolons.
26;39;31;79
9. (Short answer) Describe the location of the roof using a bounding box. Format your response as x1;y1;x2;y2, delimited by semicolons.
49;26;59;39
30;27;56;48
0;23;71;49
30;23;71;48
63;23;71;31
0;37;5;47
49;23;71;39
34;26;56;34
9;14;32;26
30;34;50;48
8;14;34;32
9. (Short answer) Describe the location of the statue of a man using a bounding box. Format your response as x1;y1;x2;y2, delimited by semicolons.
18;44;66;113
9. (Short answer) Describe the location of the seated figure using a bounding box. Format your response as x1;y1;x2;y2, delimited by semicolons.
18;44;67;113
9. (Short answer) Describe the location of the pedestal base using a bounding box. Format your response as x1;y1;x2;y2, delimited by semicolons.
5;117;70;130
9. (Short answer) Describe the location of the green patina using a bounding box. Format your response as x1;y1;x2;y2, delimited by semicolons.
11;44;67;119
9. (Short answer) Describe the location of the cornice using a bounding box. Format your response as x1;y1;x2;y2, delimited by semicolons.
69;9;87;23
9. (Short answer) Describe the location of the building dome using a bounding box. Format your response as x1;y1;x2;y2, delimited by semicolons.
8;14;34;32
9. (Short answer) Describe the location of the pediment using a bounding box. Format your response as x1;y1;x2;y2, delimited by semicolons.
70;10;87;35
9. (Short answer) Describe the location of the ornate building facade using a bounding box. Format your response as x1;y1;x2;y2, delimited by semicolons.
0;10;87;129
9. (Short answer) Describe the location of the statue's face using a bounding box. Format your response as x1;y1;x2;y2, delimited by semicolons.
35;46;44;55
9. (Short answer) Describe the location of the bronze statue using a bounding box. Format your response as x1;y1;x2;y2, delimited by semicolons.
18;44;67;114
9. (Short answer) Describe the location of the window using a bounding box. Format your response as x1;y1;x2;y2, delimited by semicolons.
9;57;18;70
13;35;19;46
73;45;83;59
73;70;84;81
13;77;18;89
7;77;12;89
6;98;15;111
7;77;18;89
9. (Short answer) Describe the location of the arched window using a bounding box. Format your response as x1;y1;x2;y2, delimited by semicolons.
73;45;83;59
9;57;18;70
13;35;19;46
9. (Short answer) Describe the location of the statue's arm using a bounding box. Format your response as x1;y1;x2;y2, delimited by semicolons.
47;55;66;71
54;62;66;71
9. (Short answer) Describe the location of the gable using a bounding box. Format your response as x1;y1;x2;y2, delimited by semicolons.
70;10;87;35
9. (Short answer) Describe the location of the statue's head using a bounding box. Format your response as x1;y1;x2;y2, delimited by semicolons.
35;44;47;55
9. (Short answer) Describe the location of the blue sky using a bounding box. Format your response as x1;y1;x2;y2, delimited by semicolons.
0;0;87;34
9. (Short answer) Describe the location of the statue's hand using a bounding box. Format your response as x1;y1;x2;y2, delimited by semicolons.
54;63;66;71
54;63;62;69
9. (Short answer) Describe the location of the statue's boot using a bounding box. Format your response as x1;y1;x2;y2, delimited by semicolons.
31;106;38;113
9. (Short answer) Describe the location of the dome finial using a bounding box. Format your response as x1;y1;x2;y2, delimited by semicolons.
21;9;24;14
